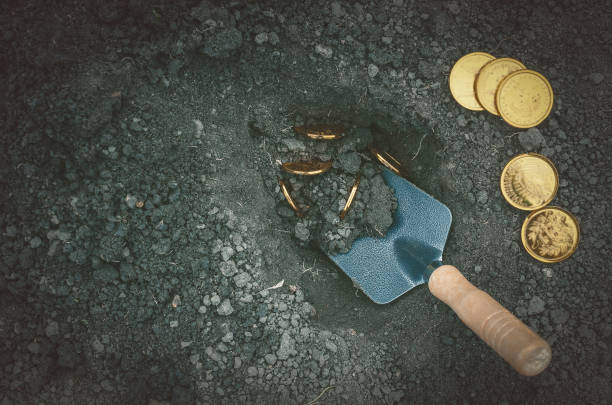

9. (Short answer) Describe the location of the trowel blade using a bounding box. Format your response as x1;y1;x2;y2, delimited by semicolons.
330;169;452;304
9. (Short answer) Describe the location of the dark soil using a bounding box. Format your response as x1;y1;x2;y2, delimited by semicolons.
1;0;611;404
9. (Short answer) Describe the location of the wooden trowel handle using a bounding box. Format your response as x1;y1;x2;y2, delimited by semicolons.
428;265;551;376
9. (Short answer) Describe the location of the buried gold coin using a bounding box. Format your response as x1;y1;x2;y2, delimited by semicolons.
340;175;361;219
294;125;345;140
475;57;526;115
496;69;554;128
278;178;303;217
521;206;580;263
500;153;558;210
281;159;333;175
370;147;403;176
449;52;496;110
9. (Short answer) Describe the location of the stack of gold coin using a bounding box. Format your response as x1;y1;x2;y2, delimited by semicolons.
450;52;554;128
500;153;579;263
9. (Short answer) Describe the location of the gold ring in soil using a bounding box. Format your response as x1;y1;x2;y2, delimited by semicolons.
371;147;402;176
281;159;333;176
294;125;345;140
500;153;558;210
449;52;496;111
521;206;580;263
340;175;361;219
278;178;303;217
496;69;554;128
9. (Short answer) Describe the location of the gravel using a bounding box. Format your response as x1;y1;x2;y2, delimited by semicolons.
217;299;234;316
528;296;546;315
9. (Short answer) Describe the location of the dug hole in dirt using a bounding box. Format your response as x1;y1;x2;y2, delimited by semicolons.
249;98;449;334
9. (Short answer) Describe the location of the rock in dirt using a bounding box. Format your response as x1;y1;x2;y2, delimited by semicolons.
368;64;379;78
220;261;238;277
247;366;258;377
202;28;243;58
30;237;42;248
254;32;268;45
265;353;277;365
294;222;310;241
518;128;545;151
528;296;546;315
217;299;234;316
315;44;333;58
233;272;251;288
277;332;295;360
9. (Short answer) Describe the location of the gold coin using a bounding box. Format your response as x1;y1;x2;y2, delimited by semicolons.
294;125;344;140
521;206;580;263
371;147;403;176
475;58;526;115
496;70;554;128
281;159;332;175
278;178;302;217
500;153;558;210
449;52;495;111
340;175;361;219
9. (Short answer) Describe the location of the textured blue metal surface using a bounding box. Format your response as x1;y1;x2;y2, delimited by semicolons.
330;169;452;304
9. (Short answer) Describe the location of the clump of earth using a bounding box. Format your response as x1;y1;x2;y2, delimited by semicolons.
251;113;398;255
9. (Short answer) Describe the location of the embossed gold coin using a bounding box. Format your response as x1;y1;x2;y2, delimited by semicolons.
340;175;361;219
449;52;495;111
371;147;402;176
500;153;558;210
475;58;526;115
294;125;345;140
278;178;303;217
281;159;332;175
521;206;580;263
496;69;554;128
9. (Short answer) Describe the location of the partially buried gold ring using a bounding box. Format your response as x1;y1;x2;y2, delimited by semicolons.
294;125;344;140
340;175;361;219
281;159;333;176
371;147;402;176
278;178;303;217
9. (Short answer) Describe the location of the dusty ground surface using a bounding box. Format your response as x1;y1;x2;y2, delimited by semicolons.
1;0;611;404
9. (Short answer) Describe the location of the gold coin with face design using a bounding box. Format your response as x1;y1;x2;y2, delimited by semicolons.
500;153;558;211
521;207;579;263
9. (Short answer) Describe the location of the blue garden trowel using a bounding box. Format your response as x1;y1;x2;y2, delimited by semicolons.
330;169;552;376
